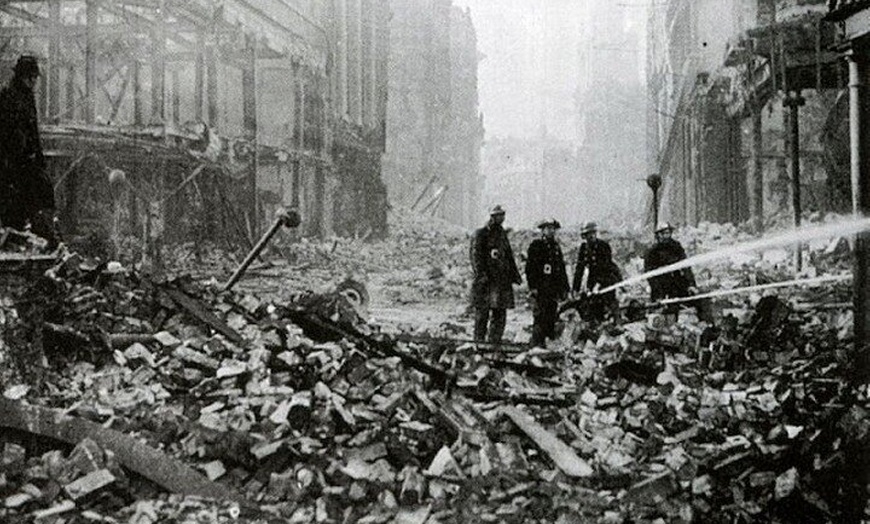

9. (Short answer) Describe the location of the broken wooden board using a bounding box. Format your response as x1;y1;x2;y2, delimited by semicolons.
414;390;491;447
0;398;249;506
162;288;244;344
462;389;573;407
64;469;116;500
282;308;456;389
394;333;528;351
501;406;594;478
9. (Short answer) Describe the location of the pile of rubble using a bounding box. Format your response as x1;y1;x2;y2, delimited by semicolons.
0;249;574;522
0;217;867;523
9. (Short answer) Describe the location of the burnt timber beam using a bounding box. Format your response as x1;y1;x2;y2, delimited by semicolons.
0;398;250;506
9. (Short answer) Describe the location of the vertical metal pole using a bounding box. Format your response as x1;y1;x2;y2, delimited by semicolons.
194;32;205;122
171;68;180;123
85;0;98;123
849;52;870;350
205;7;219;128
682;121;689;225
48;0;61;123
785;91;805;271
151;0;166;124
298;68;306;151
206;40;218;127
38;54;49;120
361;0;372;128
336;0;348;117
65;65;75;120
242;34;258;237
647;174;662;231
133;61;143;125
347;0;362;126
750;103;764;232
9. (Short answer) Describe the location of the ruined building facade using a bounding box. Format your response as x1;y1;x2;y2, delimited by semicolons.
0;0;391;255
646;0;851;230
384;1;484;229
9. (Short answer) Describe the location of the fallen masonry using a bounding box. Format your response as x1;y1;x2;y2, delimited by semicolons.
0;221;868;523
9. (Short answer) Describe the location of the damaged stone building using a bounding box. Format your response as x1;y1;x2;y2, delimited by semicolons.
646;0;852;230
383;0;484;229
0;0;391;258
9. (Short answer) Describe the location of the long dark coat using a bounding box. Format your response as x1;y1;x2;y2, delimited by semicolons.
0;77;53;228
470;221;522;309
525;237;569;300
644;238;697;300
572;238;621;294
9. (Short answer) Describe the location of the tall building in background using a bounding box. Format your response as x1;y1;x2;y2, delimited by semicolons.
384;0;484;228
574;1;648;226
645;0;845;230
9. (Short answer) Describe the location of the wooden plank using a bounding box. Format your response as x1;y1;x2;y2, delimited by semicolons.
0;398;249;506
64;469;116;500
162;288;244;344
414;390;491;447
501;406;593;478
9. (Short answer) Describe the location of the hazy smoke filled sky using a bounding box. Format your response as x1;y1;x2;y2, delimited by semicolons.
452;0;588;142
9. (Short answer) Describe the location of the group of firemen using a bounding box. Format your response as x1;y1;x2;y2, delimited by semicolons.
470;204;709;347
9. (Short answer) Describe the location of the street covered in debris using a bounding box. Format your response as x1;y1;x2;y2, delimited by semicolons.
1;207;868;523
1;0;870;523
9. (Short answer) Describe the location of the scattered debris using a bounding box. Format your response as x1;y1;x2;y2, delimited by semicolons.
0;214;866;522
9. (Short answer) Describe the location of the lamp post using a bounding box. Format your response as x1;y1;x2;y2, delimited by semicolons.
784;90;806;272
646;174;662;230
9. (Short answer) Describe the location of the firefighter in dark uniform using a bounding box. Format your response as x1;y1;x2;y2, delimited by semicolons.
572;222;621;321
525;218;569;347
0;55;57;245
644;223;713;323
470;205;522;344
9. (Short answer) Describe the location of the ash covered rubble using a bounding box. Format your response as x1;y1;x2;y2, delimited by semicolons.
0;218;868;524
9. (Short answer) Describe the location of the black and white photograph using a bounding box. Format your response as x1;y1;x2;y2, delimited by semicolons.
0;0;869;522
